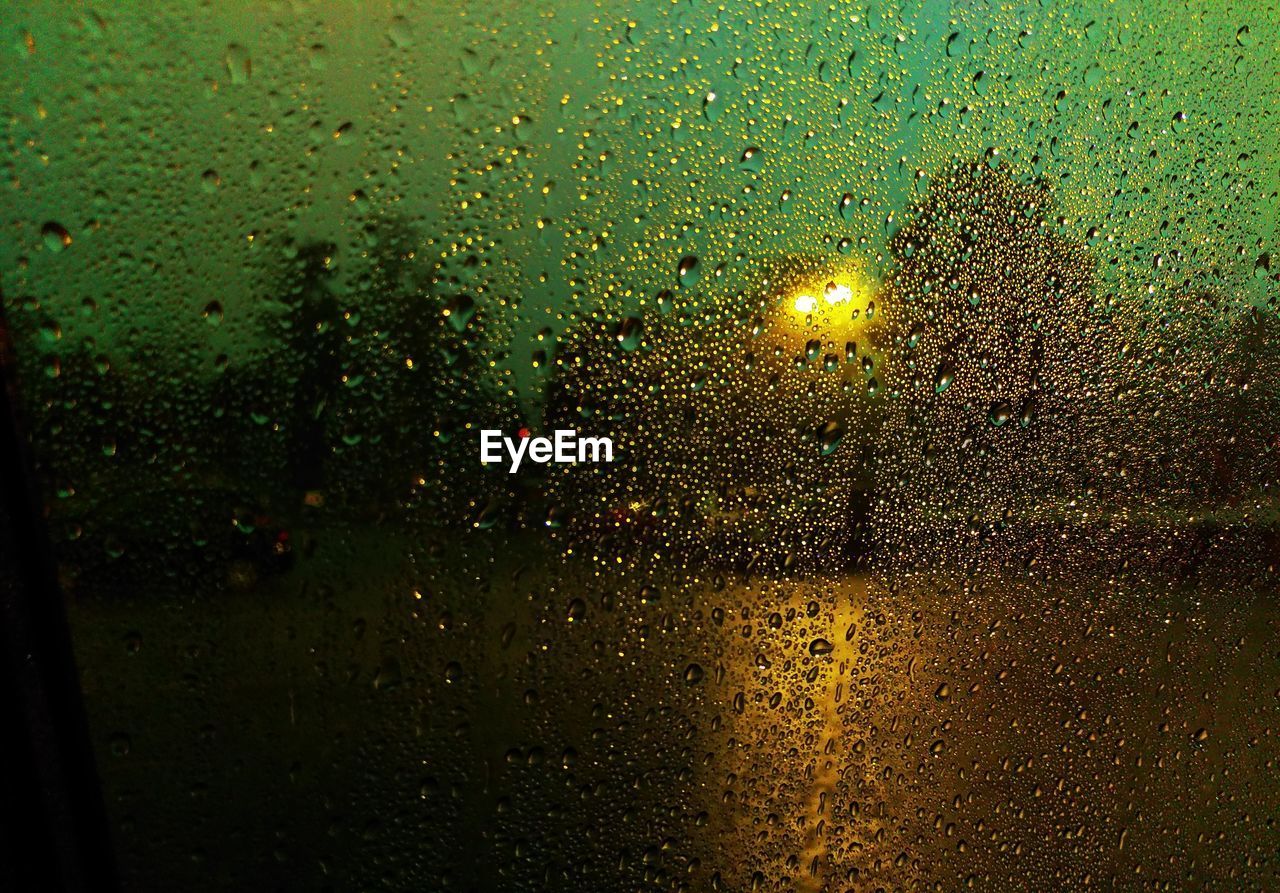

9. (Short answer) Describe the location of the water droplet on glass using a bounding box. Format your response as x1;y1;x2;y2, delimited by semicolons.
738;146;763;174
677;255;700;287
388;16;413;48
615;316;643;351
935;362;956;394
224;43;251;84
42;222;71;252
818;421;844;456
809;638;834;656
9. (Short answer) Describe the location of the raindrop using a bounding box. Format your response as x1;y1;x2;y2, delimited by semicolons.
702;90;721;122
224;43;251;84
839;192;855;221
42;222;71;252
677;255;700;287
373;658;402;691
615;316;643;351
809;638;834;656
388;16;413;49
935;361;955;393
818;421;844;456
906;322;925;349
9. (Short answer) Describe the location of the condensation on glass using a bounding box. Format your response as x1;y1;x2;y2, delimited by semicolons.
2;2;1278;889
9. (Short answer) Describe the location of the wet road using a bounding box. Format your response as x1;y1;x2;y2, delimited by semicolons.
70;526;1280;891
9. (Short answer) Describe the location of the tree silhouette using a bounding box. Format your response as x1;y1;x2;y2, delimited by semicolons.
874;161;1120;568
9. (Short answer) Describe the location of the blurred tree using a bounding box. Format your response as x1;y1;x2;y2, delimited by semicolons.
543;292;878;574
875;161;1120;568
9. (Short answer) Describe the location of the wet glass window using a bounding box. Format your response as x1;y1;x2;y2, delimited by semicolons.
1;2;1278;890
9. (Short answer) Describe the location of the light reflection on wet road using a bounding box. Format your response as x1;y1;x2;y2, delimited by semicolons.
70;529;1280;891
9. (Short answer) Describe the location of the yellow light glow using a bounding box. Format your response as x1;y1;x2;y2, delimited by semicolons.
774;270;882;349
824;282;853;305
786;279;869;325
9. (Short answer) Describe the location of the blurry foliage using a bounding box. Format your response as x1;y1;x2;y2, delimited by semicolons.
12;216;518;594
543;296;878;574
875;162;1115;567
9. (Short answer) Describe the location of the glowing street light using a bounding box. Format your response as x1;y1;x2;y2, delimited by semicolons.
823;282;853;305
783;274;874;333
